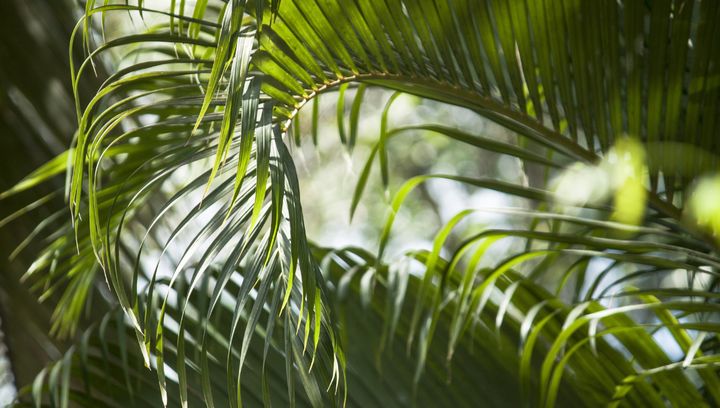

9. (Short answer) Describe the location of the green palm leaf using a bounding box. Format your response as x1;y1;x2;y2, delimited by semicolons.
3;0;720;407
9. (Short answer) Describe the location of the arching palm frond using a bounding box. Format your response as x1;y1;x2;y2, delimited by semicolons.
4;0;720;407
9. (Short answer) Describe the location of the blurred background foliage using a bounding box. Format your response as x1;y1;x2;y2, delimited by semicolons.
0;1;82;402
297;90;530;255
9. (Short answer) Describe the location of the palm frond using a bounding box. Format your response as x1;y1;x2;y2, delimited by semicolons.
4;0;720;407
